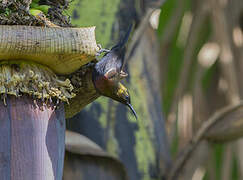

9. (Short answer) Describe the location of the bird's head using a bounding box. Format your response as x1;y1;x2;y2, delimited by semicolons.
92;67;137;119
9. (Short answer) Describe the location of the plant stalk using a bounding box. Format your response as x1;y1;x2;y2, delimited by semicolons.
0;95;65;180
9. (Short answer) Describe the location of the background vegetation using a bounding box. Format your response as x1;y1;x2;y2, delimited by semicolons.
66;0;243;179
158;0;243;179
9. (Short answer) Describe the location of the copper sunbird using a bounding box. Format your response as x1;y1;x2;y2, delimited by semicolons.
92;24;137;119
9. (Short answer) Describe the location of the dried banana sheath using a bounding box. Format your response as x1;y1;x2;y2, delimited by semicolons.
0;25;99;75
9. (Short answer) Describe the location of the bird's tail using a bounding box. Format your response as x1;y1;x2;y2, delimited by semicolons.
112;23;134;50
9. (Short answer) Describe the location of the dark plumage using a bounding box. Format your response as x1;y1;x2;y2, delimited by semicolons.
93;24;133;78
92;24;137;119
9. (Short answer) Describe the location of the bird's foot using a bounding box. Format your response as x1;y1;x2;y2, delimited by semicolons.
119;70;128;79
96;44;110;56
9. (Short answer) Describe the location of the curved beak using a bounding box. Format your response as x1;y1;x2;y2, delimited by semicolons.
127;103;137;119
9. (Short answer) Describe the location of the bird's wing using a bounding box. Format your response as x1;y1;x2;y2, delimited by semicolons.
104;68;117;80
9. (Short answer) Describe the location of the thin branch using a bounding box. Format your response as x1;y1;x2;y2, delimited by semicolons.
166;1;209;143
211;0;240;104
167;101;243;180
210;1;241;179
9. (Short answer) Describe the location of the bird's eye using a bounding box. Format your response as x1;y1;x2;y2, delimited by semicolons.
108;74;116;79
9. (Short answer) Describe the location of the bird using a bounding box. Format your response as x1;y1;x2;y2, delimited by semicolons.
92;24;137;119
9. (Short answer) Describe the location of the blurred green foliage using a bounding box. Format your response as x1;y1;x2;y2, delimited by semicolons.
157;0;192;115
157;0;239;179
30;0;50;15
158;0;183;115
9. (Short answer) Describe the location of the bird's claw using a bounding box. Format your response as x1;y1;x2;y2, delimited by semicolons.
119;70;128;79
96;44;110;56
